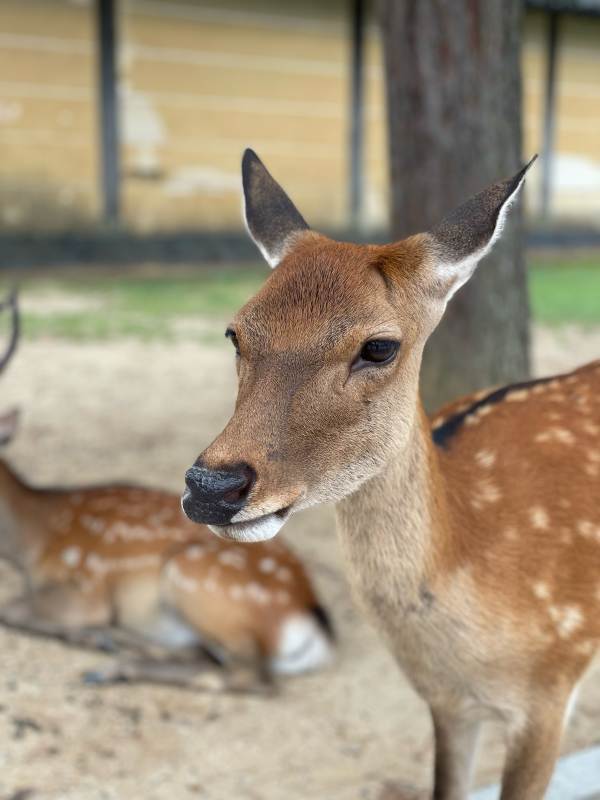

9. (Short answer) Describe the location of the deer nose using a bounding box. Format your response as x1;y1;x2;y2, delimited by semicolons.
182;460;256;526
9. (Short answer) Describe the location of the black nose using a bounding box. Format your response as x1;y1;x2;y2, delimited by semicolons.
182;460;256;525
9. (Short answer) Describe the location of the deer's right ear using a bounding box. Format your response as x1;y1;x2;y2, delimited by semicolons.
242;149;310;268
425;156;537;302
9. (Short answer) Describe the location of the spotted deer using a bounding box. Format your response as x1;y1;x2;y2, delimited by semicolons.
182;149;600;798
0;294;333;688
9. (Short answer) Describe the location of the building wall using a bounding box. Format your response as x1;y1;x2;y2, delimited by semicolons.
0;0;599;235
523;10;600;221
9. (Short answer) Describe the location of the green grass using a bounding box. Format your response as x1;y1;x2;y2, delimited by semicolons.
0;264;271;343
528;256;600;325
0;256;597;343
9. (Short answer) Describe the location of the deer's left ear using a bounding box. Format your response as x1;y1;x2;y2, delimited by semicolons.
242;149;310;268
426;156;537;300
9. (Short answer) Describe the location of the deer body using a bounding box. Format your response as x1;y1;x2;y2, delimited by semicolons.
0;457;332;681
181;150;600;797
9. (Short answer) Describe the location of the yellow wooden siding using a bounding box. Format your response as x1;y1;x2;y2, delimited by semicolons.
0;0;599;234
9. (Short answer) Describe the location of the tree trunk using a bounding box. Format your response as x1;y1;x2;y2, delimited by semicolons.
376;0;530;413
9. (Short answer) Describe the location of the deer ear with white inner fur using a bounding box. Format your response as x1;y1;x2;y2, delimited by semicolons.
426;155;537;301
242;149;310;269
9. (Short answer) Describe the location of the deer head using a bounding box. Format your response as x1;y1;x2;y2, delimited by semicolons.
182;151;535;542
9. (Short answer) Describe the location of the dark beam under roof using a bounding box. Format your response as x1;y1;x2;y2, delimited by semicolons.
526;0;600;15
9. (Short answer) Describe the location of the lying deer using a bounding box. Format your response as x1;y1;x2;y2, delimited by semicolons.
181;150;600;797
0;295;333;688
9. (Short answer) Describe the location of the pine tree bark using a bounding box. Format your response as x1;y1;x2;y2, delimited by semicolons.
376;0;530;413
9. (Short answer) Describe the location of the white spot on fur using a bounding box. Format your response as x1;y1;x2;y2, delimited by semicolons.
85;551;161;578
259;557;277;573
475;449;496;468
582;422;600;436
186;545;205;560
549;604;583;639
533;582;551;600
470;479;501;509
80;514;106;535
535;427;575;445
61;546;82;568
530;506;549;530
102;520;187;545
217;549;247;569
507;388;529;401
577;520;596;539
246;581;271;604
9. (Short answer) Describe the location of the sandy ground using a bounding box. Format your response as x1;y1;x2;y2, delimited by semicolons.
0;324;599;800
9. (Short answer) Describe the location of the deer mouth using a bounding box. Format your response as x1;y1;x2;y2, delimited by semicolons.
209;504;294;543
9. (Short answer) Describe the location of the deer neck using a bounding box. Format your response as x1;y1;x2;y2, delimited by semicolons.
335;399;454;626
0;459;45;569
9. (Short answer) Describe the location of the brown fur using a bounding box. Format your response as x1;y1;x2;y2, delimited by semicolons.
188;153;598;797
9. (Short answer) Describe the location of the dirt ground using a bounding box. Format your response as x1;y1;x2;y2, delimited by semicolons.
0;323;600;800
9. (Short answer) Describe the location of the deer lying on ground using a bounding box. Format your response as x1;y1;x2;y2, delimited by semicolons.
181;149;600;798
0;295;332;689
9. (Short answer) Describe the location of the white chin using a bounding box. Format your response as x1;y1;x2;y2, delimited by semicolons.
208;512;286;543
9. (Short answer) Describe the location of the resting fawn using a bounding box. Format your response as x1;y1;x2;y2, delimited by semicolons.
0;292;333;688
182;149;600;796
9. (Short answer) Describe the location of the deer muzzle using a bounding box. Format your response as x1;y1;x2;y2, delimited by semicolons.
182;460;256;526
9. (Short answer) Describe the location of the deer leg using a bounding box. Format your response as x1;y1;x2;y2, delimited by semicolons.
0;595;119;651
499;700;568;800
85;655;275;695
431;709;481;800
0;594;163;655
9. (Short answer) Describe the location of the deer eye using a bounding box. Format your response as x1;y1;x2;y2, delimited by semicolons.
225;328;240;356
352;339;399;371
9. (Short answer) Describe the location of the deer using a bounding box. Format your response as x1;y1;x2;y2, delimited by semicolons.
181;148;600;798
0;292;333;690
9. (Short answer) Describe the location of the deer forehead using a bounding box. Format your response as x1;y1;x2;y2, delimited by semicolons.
234;241;417;352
